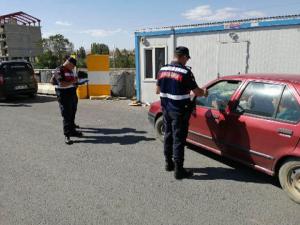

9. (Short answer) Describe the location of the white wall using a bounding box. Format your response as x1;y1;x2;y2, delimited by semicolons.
139;25;300;103
139;35;174;103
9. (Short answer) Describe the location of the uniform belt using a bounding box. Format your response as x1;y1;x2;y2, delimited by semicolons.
160;92;190;100
55;85;76;90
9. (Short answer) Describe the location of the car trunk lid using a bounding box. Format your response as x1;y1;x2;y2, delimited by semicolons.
2;62;35;90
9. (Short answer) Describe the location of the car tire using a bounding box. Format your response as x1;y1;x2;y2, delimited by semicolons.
279;158;300;204
155;116;164;143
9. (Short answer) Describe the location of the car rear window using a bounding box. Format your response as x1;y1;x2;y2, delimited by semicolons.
8;63;33;78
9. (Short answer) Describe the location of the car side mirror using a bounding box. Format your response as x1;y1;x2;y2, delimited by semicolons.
229;100;246;114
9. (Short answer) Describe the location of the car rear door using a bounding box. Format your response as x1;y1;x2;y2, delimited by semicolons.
225;81;300;173
187;79;242;154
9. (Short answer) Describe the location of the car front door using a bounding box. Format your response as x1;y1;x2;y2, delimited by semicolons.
188;79;242;154
225;81;300;173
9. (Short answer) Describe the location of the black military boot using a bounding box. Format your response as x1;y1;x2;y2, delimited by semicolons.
65;136;73;145
174;162;193;180
70;130;83;137
165;159;175;172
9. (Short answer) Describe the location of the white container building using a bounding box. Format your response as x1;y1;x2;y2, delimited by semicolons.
134;15;300;103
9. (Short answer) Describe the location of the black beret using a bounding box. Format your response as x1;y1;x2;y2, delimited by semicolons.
68;57;77;66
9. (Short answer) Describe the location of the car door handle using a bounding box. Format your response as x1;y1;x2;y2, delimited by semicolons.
277;128;293;137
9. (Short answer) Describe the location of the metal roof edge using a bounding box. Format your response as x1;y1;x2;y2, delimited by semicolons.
0;11;40;26
135;14;300;37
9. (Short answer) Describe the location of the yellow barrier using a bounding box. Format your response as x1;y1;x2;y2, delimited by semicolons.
86;54;111;97
87;55;109;72
88;84;111;96
76;85;88;99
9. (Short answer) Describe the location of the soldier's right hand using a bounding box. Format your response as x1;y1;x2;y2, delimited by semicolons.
204;89;209;97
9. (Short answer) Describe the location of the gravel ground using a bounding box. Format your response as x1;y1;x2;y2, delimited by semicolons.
0;95;299;225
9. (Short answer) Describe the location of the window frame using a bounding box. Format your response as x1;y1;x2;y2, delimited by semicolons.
196;79;243;110
144;48;153;80
143;46;167;81
274;86;300;124
233;81;300;124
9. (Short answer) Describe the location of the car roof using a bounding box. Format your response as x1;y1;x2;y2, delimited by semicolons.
0;60;30;65
222;74;300;85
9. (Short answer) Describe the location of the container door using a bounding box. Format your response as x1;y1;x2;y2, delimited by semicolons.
218;42;249;76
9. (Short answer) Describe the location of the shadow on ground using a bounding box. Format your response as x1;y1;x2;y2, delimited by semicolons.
186;144;280;187
0;95;56;107
80;127;147;135
73;127;155;145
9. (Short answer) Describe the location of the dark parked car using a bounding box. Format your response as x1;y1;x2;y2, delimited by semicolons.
149;74;300;203
0;60;38;99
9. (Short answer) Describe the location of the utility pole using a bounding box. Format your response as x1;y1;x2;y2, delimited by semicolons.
113;44;116;68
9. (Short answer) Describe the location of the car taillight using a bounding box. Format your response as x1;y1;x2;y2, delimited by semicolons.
0;74;4;85
31;72;36;82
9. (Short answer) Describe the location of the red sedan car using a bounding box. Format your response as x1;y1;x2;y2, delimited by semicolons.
148;74;300;203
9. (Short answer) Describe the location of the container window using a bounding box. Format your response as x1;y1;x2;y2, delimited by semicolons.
145;49;153;79
155;48;165;79
144;47;166;80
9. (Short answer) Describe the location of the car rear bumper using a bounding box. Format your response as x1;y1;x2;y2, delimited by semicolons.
4;87;37;96
148;111;156;126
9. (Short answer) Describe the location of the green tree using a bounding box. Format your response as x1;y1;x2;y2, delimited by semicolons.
76;46;87;68
77;46;86;59
42;34;74;63
111;48;135;68
91;43;109;55
35;34;74;68
35;50;59;69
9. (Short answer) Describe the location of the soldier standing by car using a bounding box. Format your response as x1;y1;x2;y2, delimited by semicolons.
156;46;208;179
50;57;83;145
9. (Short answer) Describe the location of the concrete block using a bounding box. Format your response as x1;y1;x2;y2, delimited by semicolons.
37;83;56;95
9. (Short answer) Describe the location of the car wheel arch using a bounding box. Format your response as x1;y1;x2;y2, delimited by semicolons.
155;112;163;123
274;155;300;175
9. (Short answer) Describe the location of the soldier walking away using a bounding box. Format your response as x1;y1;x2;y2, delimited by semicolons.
50;57;83;145
156;46;208;179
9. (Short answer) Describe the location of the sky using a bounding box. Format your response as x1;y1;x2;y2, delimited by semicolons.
1;0;300;50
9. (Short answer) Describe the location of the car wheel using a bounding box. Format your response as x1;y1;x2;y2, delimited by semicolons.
279;158;300;204
155;116;164;143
